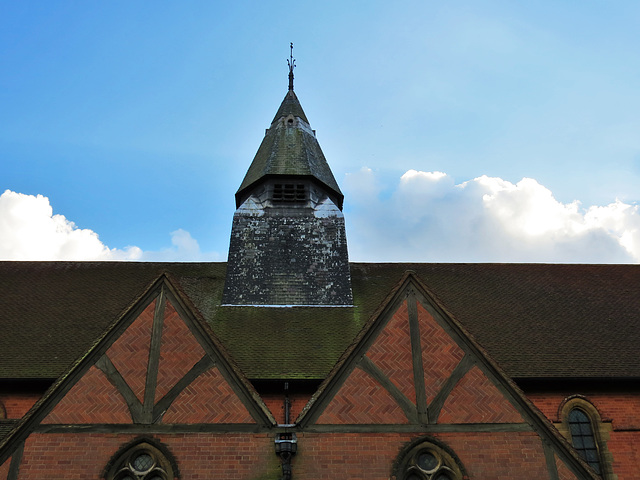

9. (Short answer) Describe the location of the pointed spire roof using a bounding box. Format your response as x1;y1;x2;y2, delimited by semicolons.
235;90;343;208
235;47;343;208
271;90;309;124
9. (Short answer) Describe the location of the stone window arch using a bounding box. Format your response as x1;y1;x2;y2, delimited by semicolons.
558;396;614;479
104;438;179;480
394;437;466;480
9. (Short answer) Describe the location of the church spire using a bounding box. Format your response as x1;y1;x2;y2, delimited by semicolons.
222;63;352;306
288;42;295;91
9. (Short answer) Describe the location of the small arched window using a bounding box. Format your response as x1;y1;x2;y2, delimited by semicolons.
104;440;178;480
395;438;465;480
559;396;613;479
568;408;601;474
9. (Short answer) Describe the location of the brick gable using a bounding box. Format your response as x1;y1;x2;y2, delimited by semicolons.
417;302;465;405
438;365;523;424
33;280;272;428
154;300;206;403
106;299;155;404
301;283;526;427
42;366;131;424
316;367;408;424
0;276;275;477
366;301;416;404
161;367;254;424
296;275;597;479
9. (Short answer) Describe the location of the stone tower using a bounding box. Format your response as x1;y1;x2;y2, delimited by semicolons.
222;62;352;306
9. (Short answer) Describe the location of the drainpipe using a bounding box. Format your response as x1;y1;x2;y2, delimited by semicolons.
275;382;297;480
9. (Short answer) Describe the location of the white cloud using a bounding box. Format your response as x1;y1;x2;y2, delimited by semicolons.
138;229;221;262
343;170;640;263
0;190;219;261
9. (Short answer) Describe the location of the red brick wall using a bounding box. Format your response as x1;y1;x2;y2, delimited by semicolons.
0;455;10;480
0;394;40;419
607;431;640;480
528;392;640;427
17;433;277;480
293;432;552;480
261;393;311;424
528;392;640;480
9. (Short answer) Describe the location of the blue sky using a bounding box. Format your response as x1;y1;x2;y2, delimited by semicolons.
1;1;640;262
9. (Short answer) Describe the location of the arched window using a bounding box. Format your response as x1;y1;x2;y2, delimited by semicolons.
395;438;465;480
568;407;601;474
559;396;613;479
104;440;178;480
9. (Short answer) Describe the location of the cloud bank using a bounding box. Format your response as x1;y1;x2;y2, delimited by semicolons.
343;169;640;263
2;177;639;264
0;190;220;261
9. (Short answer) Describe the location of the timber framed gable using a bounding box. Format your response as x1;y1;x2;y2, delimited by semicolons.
0;274;275;472
297;272;599;480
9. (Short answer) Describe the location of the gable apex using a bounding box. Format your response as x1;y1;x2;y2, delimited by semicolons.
296;271;599;479
0;274;276;466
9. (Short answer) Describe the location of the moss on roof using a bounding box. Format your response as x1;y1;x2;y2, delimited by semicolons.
271;90;309;124
236;91;343;207
1;262;639;382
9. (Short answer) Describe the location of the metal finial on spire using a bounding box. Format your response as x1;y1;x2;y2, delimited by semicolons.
287;42;296;91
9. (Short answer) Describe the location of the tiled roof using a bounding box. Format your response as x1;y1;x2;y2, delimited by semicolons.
235;91;343;207
271;90;309;124
0;262;638;381
0;421;18;442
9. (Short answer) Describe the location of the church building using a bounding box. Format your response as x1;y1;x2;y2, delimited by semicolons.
0;56;639;479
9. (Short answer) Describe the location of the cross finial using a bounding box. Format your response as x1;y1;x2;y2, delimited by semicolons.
287;42;296;91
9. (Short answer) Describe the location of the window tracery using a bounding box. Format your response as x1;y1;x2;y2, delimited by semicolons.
395;438;465;480
105;441;177;480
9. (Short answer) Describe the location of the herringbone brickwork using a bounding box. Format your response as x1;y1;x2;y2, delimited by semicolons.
161;367;254;424
0;456;10;479
555;455;580;479
42;365;131;424
367;300;416;404
106;299;156;404
316;367;408;424
154;300;205;402
438;366;523;424
417;302;465;405
441;431;548;479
